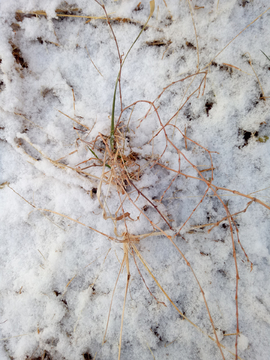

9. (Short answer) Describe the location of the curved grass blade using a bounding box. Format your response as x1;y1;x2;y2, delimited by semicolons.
87;146;111;169
261;50;270;62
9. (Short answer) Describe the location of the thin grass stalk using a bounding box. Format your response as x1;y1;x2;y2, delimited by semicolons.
261;50;270;62
118;244;130;360
110;1;155;151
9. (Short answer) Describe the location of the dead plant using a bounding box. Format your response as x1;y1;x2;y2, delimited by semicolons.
4;1;270;360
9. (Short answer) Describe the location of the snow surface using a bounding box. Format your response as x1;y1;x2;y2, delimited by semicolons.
0;1;270;359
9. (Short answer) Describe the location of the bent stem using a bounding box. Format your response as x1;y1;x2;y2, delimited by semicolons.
131;244;244;360
110;0;155;151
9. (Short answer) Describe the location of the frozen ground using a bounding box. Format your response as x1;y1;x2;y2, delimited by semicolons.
0;1;270;359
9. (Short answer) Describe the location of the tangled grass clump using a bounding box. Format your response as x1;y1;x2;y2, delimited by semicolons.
3;1;270;359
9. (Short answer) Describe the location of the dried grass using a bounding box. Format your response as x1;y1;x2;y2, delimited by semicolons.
4;1;270;360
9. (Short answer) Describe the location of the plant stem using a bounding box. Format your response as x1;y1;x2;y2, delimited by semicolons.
110;0;155;151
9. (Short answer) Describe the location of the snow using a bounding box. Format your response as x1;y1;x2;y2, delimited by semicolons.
0;0;270;359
